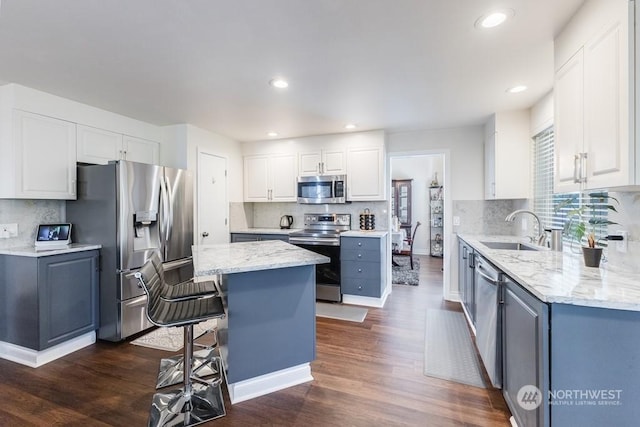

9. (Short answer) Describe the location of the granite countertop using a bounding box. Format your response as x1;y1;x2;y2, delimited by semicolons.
459;234;640;312
0;244;102;257
192;240;330;282
342;230;388;238
230;228;303;234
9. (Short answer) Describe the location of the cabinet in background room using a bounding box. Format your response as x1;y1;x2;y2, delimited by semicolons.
5;110;77;199
391;179;412;235
484;111;530;199
429;186;443;257
77;125;160;165
0;250;99;350
341;235;387;298
243;154;297;202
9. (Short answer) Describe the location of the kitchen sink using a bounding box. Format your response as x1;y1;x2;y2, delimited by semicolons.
480;241;541;251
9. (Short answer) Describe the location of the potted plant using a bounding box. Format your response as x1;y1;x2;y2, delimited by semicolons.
554;192;619;267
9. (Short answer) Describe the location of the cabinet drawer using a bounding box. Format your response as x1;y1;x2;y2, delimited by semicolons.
341;237;379;252
341;260;380;281
341;249;379;262
342;277;380;298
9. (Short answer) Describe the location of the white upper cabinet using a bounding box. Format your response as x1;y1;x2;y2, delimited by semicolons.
346;145;385;201
554;0;630;191
244;153;297;202
298;147;346;176
78;125;160;165
242;130;386;202
9;110;77;199
484;111;531;200
122;135;160;165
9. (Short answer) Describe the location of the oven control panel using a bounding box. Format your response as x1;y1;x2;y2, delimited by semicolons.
304;213;351;227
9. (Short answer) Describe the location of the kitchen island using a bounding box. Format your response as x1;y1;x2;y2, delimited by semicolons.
458;234;640;427
192;240;329;404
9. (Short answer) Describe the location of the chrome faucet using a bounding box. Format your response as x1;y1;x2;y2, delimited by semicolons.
505;210;547;246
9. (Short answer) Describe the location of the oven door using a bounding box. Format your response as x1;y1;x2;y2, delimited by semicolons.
291;242;342;302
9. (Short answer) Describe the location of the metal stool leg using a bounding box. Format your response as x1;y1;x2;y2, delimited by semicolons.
155;328;220;389
148;325;226;427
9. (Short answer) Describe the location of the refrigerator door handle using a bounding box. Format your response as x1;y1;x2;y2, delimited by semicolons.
160;174;171;246
166;174;174;243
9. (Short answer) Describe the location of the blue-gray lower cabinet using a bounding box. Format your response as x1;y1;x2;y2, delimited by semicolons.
502;276;549;427
230;233;289;243
0;250;99;350
501;275;640;427
341;235;386;298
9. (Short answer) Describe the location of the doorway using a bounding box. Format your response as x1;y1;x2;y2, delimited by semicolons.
197;151;228;244
389;152;448;298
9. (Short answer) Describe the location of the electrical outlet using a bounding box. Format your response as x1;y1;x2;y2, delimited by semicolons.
616;230;628;253
0;223;18;238
453;216;460;226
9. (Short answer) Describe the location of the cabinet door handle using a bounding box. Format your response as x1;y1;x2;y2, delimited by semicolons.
357;253;362;258
202;232;209;237
580;152;587;183
357;268;362;273
357;242;362;246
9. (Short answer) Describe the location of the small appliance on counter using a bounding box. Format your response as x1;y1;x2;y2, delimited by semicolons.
35;223;72;250
359;208;375;230
280;215;294;229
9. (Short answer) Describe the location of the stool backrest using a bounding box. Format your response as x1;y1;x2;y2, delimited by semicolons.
134;251;166;326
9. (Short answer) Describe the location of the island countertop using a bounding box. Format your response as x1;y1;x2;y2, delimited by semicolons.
192;240;330;282
459;234;640;312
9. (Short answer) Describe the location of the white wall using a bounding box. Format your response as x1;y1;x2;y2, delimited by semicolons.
162;124;244;202
530;91;554;136
387;126;484;200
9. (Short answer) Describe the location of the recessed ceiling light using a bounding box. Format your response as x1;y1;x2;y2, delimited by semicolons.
507;85;528;94
475;9;514;29
267;131;279;137
345;123;357;130
269;78;289;89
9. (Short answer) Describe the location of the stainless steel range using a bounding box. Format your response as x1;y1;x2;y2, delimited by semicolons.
289;213;351;302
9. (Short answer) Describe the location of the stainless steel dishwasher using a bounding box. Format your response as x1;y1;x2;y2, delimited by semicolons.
474;254;503;388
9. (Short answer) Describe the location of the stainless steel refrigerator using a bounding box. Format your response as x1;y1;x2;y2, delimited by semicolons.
66;160;193;341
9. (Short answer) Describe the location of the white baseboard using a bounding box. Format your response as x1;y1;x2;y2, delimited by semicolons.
0;332;96;368
227;363;313;404
342;291;388;308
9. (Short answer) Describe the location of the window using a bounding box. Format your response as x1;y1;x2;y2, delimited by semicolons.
532;128;555;230
532;127;610;246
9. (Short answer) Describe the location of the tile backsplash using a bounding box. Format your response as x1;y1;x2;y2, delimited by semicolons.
452;199;529;237
0;200;65;248
231;201;388;231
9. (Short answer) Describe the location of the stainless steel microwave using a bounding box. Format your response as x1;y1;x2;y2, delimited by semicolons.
297;175;347;204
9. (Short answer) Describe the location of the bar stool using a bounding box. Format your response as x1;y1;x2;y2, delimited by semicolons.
135;256;226;426
143;253;221;389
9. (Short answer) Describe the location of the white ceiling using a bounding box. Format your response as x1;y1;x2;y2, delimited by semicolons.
0;0;584;142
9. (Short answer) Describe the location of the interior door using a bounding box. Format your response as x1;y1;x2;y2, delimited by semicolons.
198;151;228;244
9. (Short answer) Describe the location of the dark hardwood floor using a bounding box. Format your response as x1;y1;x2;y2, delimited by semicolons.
0;255;511;426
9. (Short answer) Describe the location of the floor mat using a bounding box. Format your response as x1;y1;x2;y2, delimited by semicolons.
316;302;368;323
424;310;485;388
130;319;217;352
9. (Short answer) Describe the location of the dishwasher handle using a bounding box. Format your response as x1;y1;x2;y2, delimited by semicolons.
476;258;503;285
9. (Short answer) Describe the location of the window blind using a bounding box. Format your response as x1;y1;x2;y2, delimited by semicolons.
532;128;555;230
532;126;610;246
